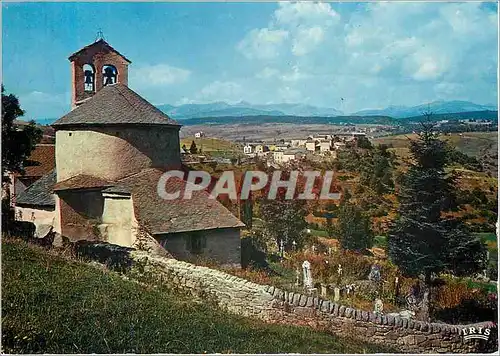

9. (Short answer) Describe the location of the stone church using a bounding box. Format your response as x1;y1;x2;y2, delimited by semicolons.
16;39;244;266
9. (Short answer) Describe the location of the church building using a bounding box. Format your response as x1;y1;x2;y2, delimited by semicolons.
15;38;244;266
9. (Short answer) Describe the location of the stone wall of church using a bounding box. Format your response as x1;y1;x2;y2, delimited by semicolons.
57;189;104;242
156;227;241;267
99;192;136;247
55;126;181;182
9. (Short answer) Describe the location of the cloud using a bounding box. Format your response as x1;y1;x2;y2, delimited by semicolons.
130;64;191;87
280;65;310;82
256;67;280;79
235;2;497;111
195;81;244;103
292;26;325;56
274;2;339;27
237;28;289;59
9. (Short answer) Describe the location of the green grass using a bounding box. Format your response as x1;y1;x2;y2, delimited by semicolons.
476;232;497;243
309;229;330;237
2;239;391;354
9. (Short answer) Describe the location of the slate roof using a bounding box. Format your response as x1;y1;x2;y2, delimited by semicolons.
117;168;245;234
14;144;55;178
52;83;180;127
68;39;132;63
53;174;113;191
16;169;56;207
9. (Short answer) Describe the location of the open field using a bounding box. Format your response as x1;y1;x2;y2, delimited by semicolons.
373;132;498;158
2;239;391;354
180;123;393;142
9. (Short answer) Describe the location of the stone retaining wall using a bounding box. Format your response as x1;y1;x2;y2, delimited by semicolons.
128;250;497;353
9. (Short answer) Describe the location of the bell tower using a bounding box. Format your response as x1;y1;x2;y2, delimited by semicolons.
69;36;131;108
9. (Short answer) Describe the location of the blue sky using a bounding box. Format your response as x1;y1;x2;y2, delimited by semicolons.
2;2;498;120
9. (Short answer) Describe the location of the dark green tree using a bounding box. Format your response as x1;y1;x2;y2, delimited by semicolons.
356;136;373;149
2;86;42;181
359;144;396;195
259;171;309;253
388;122;486;286
336;189;373;252
2;86;42;230
189;140;198;154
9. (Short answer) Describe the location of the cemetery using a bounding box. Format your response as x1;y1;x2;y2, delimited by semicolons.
222;236;498;329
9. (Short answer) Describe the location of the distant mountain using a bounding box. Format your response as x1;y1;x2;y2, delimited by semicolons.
353;101;497;118
157;102;342;119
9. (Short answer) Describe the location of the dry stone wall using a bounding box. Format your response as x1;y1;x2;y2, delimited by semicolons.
128;250;497;353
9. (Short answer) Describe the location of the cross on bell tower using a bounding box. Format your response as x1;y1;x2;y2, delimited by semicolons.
68;33;131;108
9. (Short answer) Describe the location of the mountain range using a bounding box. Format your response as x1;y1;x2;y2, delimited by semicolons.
33;100;497;126
157;100;497;120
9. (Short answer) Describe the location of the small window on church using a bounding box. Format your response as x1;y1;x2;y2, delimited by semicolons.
102;65;118;86
68;132;72;137
83;64;95;92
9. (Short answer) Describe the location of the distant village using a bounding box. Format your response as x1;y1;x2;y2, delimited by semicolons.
241;132;367;164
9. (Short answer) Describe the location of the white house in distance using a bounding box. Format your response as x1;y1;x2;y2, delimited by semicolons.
243;144;253;155
195;131;205;138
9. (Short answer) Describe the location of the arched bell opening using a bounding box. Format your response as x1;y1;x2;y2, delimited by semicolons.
102;65;118;86
83;64;95;92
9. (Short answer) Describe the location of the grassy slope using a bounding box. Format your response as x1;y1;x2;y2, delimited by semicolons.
1;239;391;354
373;132;498;160
180;137;242;157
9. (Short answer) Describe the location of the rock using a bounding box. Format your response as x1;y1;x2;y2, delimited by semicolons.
339;305;346;316
387;314;395;325
292;293;301;306
321;301;330;313
345;307;353;318
306;296;314;307
299;294;307;307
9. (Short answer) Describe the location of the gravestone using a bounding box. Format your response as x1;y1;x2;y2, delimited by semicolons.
328;247;332;255
295;268;300;287
312;244;316;254
292;240;297;251
394;276;401;304
320;284;327;298
333;287;341;302
368;264;381;282
302;260;313;289
374;298;384;314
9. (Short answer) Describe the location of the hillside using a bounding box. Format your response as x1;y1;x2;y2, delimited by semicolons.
1;239;390;354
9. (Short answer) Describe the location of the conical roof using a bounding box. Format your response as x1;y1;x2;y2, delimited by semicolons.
52;83;180;127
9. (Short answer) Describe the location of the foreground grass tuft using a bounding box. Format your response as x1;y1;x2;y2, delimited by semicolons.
2;239;392;354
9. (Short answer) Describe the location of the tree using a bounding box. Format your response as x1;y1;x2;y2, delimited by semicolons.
356;136;373;150
336;189;373;252
2;86;42;181
258;171;309;253
359;144;396;195
2;86;42;230
388;122;486;286
189;140;198;154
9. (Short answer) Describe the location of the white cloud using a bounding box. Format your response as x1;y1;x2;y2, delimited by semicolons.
292;26;325;56
256;67;280;79
280;66;310;82
274;2;339;27
131;64;191;87
196;81;244;103
237;28;289;59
